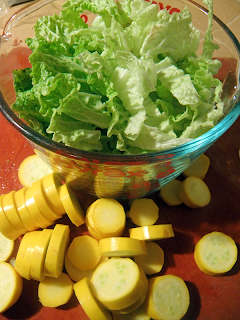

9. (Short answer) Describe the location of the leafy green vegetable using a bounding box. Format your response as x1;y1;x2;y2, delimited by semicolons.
12;0;224;154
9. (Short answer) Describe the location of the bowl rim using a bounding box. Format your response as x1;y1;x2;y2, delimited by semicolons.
0;0;240;162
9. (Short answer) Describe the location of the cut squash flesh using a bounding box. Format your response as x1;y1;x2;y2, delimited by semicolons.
129;224;175;241
1;192;27;235
30;228;53;281
58;184;85;227
14;187;39;232
67;235;100;271
38;273;74;308
0;232;14;262
44;224;70;278
144;274;190;320
159;179;183;206
19;231;41;280
194;231;238;275
18;154;53;188
41;173;65;215
99;237;147;257
128;198;159;227
112;266;148;315
0;262;23;313
183;154;210;179
65;248;108;283
74;277;112;320
86;198;126;239
31;179;60;222
25;188;52;229
90;257;142;310
179;176;211;208
134;242;164;275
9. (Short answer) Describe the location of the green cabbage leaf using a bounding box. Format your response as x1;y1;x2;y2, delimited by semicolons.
12;0;223;153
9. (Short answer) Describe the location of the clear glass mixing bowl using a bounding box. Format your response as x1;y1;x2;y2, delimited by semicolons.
0;0;239;199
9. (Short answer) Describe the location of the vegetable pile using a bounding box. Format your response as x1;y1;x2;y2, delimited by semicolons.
12;0;224;154
0;154;238;319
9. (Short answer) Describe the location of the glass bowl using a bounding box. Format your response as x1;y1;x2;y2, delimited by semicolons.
0;0;239;199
